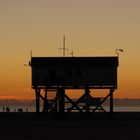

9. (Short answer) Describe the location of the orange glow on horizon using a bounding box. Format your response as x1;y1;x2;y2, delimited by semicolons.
0;96;34;100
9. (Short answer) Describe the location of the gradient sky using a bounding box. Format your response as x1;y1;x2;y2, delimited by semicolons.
0;0;140;99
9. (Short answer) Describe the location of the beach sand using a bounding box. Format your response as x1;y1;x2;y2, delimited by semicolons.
0;112;140;140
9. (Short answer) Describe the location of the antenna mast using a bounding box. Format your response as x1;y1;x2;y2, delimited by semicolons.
70;51;74;57
63;35;65;57
59;35;69;57
30;50;32;59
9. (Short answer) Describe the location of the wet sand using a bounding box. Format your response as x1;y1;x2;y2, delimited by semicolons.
0;112;140;140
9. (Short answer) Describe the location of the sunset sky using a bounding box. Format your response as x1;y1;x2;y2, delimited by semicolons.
0;0;140;99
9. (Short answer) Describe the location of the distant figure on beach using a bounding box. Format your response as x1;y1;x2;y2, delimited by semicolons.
17;108;23;112
26;108;28;112
3;106;5;112
6;107;10;112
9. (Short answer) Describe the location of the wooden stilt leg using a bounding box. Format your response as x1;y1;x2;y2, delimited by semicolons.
35;88;40;114
58;87;65;114
85;87;90;113
110;89;114;115
43;89;48;114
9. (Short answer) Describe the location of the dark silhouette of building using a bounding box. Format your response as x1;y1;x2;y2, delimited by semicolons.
30;56;118;115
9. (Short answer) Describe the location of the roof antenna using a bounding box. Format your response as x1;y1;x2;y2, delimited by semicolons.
30;50;32;59
116;49;123;58
29;50;32;66
59;35;69;57
24;50;32;66
70;51;74;57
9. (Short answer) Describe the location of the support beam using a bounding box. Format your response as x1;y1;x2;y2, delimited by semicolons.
110;89;114;114
67;92;86;113
64;94;83;113
58;87;65;114
42;89;48;113
35;88;40;114
93;89;115;113
85;87;90;113
34;86;115;115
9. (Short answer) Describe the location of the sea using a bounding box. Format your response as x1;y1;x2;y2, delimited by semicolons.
1;98;140;112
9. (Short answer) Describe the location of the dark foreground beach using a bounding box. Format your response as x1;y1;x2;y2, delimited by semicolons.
0;112;140;140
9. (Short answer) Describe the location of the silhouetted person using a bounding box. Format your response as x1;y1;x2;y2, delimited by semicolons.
3;106;5;112
6;107;10;112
